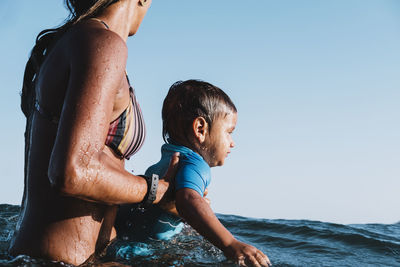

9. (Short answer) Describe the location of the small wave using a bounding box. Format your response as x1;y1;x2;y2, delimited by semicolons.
1;205;400;266
218;214;400;266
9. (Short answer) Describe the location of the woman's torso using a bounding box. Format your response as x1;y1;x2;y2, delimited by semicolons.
9;21;141;265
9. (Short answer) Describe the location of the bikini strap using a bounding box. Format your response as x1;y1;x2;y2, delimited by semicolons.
125;70;132;87
90;18;110;29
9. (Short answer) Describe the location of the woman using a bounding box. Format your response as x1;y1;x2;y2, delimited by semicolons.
9;0;179;265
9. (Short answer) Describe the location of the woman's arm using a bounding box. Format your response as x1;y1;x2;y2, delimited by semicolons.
176;188;270;267
48;27;176;205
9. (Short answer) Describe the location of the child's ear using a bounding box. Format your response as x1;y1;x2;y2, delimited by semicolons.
192;117;208;143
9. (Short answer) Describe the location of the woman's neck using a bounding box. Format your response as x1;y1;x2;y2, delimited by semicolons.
96;1;136;42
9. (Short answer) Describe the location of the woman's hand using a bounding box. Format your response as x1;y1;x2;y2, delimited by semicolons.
155;152;180;205
224;240;271;267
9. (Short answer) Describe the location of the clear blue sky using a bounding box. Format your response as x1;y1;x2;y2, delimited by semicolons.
0;0;399;224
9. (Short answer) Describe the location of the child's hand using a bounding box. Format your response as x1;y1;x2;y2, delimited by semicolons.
224;240;271;267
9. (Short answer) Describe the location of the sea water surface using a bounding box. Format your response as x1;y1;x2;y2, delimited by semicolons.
0;204;399;266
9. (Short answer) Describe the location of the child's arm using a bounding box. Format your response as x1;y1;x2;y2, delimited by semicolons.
176;188;271;267
159;188;209;216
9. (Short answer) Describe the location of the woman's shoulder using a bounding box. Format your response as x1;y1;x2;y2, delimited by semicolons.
62;21;128;63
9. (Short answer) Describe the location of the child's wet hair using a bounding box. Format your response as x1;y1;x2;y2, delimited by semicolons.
162;79;237;143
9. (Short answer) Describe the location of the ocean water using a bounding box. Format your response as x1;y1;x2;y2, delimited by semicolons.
0;204;399;267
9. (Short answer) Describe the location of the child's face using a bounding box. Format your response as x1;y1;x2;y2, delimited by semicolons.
203;112;237;167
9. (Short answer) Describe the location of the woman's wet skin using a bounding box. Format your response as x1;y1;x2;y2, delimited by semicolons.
8;1;177;265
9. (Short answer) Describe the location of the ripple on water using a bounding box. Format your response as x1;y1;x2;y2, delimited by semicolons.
1;205;400;266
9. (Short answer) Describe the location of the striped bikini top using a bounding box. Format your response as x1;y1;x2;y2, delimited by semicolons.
92;18;145;158
35;76;146;160
105;80;146;159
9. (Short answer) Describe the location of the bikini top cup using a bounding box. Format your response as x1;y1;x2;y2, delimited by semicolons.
105;84;146;159
35;78;146;160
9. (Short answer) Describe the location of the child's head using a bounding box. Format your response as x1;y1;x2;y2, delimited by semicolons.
162;79;237;167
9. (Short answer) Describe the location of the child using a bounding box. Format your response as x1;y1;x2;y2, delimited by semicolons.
115;80;270;267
